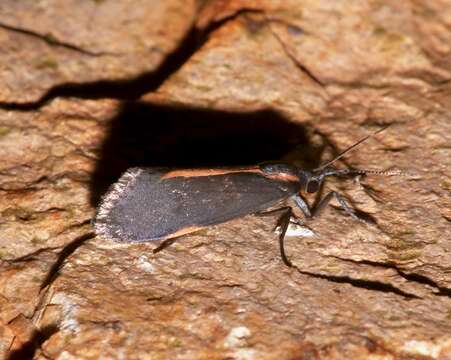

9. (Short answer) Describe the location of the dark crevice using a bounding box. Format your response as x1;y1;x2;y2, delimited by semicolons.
267;21;326;89
40;232;95;291
330;256;451;297
0;9;264;111
0;21;104;56
7;324;58;360
296;269;420;299
401;272;451;297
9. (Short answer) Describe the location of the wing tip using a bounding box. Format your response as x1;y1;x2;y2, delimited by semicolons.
94;167;144;242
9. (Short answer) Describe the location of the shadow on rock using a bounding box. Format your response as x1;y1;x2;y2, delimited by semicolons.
90;103;320;207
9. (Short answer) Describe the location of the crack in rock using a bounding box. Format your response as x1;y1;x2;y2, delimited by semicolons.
4;231;96;357
6;324;58;360
328;255;451;297
39;231;95;291
0;8;268;111
267;21;327;90
296;269;421;299
0;21;111;57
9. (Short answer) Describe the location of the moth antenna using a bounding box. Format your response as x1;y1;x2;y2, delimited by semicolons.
323;168;406;177
356;169;406;176
314;124;390;172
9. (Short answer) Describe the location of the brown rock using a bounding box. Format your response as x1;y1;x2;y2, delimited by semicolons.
0;0;196;103
1;1;450;359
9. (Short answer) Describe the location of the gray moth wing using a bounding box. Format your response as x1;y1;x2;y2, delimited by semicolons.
94;167;300;242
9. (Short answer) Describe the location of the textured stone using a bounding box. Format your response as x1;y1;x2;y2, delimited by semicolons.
1;1;450;359
0;0;196;103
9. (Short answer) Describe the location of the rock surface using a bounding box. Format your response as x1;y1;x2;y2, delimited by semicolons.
0;1;450;359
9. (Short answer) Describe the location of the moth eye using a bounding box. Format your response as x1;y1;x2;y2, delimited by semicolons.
306;180;319;193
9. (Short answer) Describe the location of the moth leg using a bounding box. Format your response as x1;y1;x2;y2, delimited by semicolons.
255;206;295;267
275;207;294;267
292;194;312;218
312;191;360;221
